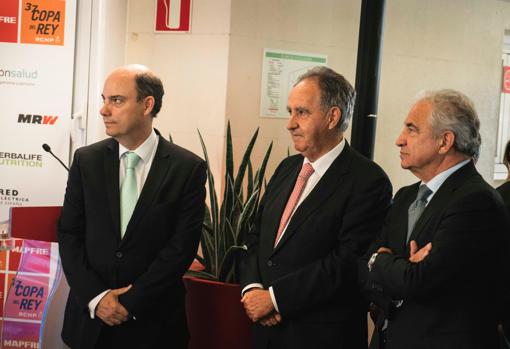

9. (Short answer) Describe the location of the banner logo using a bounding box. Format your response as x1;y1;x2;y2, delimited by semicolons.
18;114;58;125
0;152;43;168
21;1;66;45
0;67;38;87
0;189;29;207
0;0;19;43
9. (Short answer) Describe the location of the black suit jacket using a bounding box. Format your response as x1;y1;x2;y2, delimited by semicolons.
364;162;510;349
239;143;392;349
58;134;206;349
498;181;510;214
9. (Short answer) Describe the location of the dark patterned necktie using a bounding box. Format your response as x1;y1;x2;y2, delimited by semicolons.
407;184;432;242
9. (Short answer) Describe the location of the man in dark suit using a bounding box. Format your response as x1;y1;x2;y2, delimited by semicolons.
58;65;206;349
239;66;392;349
498;140;510;213
364;89;510;349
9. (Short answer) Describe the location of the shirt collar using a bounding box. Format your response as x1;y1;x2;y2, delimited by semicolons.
423;158;471;195
303;138;345;176
118;129;158;163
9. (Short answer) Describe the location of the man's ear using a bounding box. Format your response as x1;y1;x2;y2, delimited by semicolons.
438;131;455;154
328;106;342;130
143;96;155;116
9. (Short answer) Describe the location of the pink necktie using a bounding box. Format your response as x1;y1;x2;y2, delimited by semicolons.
274;163;315;247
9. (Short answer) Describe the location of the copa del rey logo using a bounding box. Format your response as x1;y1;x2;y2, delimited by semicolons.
18;113;58;125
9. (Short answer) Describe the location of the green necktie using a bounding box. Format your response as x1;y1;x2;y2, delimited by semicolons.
120;152;141;238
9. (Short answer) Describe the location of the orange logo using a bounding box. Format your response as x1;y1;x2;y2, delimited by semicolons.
20;1;65;46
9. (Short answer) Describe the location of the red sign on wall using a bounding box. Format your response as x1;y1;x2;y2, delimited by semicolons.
0;0;19;43
155;0;192;33
504;66;510;94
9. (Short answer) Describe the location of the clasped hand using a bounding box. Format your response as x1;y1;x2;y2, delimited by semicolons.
241;288;282;326
96;284;132;326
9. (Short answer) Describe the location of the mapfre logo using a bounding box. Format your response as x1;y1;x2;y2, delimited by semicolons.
18;114;58;125
0;0;19;43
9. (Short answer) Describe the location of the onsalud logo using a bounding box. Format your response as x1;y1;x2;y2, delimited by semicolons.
0;68;38;80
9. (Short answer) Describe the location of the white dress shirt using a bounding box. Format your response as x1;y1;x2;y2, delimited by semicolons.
421;158;470;205
243;138;346;312
88;129;159;319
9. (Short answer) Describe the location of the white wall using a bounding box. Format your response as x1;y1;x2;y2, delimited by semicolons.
126;0;232;189
118;0;510;191
225;0;361;180
377;0;509;190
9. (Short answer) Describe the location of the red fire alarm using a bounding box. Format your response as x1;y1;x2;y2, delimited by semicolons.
155;0;192;33
504;66;510;94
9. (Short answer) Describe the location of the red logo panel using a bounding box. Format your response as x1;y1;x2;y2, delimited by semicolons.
0;0;19;43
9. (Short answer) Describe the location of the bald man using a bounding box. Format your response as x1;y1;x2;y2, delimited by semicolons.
58;65;206;348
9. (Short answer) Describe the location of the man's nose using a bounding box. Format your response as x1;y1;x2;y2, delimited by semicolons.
287;113;297;130
395;132;405;147
100;102;110;117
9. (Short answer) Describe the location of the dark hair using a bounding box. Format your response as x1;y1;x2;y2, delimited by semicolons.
504;140;510;169
135;72;164;117
295;66;356;132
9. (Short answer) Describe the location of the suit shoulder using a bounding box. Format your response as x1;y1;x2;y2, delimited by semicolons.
348;146;390;181
161;138;205;166
455;173;502;204
273;154;303;174
73;138;115;160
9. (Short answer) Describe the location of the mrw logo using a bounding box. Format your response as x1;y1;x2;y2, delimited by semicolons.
18;114;58;125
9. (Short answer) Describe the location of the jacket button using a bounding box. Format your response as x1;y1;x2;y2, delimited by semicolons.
267;260;273;267
116;251;123;258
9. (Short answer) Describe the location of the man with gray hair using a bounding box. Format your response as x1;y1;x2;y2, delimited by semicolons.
239;66;392;348
364;89;510;349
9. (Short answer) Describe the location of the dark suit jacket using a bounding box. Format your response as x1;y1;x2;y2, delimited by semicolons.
239;142;392;349
57;134;206;349
498;181;510;214
364;162;510;349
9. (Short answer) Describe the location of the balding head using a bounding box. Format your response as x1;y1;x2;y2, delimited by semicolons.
108;64;164;117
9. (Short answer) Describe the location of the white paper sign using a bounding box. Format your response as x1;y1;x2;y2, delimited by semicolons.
260;49;327;118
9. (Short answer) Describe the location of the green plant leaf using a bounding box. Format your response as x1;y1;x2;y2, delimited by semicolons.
195;125;271;282
247;160;254;200
201;223;215;275
225;121;234;184
218;245;247;282
236;189;260;244
198;129;220;275
233;128;259;198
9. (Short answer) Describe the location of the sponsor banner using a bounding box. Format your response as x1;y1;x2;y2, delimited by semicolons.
0;0;19;43
1;239;61;349
20;0;66;46
0;0;76;222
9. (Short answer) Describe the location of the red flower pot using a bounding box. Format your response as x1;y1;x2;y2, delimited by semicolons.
184;276;252;349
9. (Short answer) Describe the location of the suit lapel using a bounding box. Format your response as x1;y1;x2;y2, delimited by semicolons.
263;161;302;248
407;161;477;244
104;139;121;243
119;136;172;246
272;143;352;253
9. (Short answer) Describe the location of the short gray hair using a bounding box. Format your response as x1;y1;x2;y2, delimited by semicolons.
419;89;481;160
295;66;356;132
